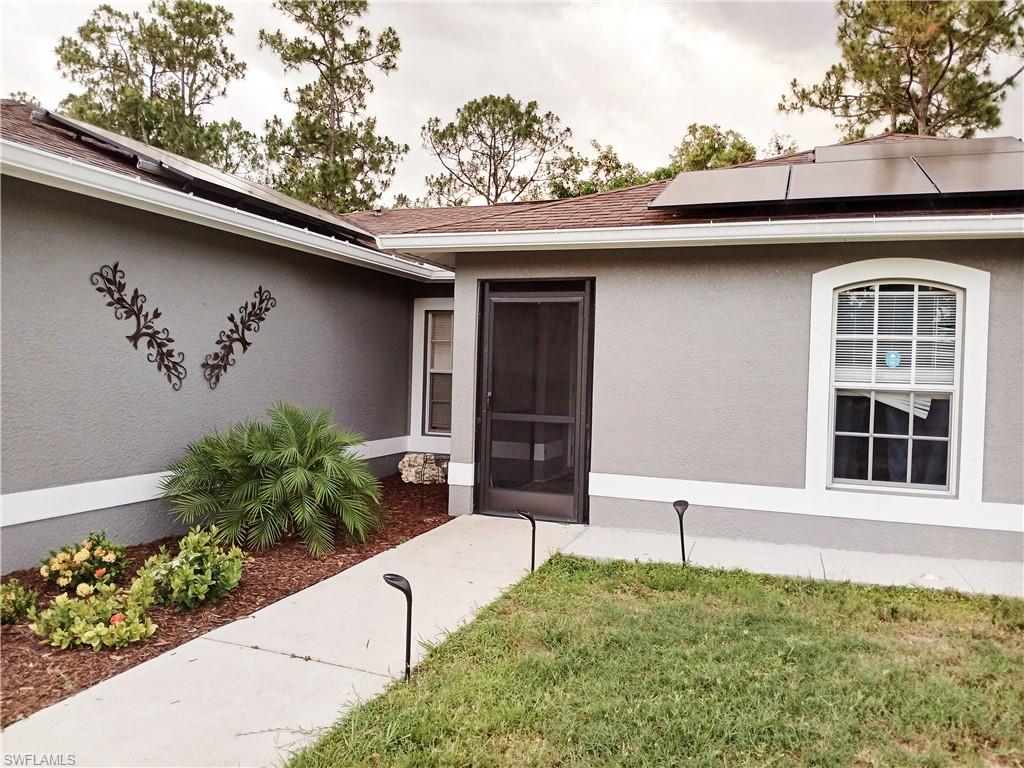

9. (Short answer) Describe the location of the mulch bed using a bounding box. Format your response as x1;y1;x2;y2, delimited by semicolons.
0;474;449;728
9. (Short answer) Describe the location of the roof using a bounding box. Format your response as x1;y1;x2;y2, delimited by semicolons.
0;100;374;246
3;99;1019;254
347;133;1023;236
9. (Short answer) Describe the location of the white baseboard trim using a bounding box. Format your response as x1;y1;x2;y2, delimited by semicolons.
447;462;475;487
352;435;409;461
406;435;452;454
1;436;412;528
589;472;1023;533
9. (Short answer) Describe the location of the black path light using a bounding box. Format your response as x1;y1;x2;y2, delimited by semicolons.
382;573;413;682
515;510;537;572
673;500;690;564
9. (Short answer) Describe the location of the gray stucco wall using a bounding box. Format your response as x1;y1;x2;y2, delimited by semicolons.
588;498;1022;562
448;240;1023;555
1;177;416;569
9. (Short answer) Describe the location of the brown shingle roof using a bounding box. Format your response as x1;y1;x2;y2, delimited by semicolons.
1;99;175;188
354;133;1021;236
0;100;382;248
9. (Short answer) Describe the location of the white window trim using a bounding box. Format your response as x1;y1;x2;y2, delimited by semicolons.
409;297;454;454
807;258;991;507
828;281;962;496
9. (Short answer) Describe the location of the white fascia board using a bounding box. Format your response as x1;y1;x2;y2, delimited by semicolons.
0;139;454;282
376;213;1024;253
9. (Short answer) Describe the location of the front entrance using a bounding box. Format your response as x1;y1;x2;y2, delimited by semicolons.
476;281;593;523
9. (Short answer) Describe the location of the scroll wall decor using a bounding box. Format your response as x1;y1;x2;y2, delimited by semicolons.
90;262;188;390
202;286;277;389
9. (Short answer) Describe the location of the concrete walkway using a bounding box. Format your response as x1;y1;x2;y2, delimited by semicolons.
563;527;1024;598
2;516;585;768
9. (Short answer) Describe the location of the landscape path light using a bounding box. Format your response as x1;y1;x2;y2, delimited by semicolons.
515;510;537;572
382;573;413;681
673;500;690;564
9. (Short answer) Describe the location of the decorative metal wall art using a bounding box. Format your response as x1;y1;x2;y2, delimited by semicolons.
202;286;277;390
90;262;187;390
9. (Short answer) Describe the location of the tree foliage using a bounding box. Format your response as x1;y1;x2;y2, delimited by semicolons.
260;0;407;212
55;1;254;168
8;91;41;107
763;131;800;158
544;140;663;199
780;0;1024;138
669;123;758;171
421;94;572;205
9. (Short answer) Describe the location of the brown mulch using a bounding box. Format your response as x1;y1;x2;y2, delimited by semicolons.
0;474;449;727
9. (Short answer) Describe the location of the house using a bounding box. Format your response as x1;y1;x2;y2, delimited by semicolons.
0;101;454;569
2;99;1021;571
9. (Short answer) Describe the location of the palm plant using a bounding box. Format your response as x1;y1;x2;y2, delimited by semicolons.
161;403;382;555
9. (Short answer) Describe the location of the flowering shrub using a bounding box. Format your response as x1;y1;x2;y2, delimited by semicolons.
1;578;37;625
40;531;128;592
137;526;245;611
30;575;156;651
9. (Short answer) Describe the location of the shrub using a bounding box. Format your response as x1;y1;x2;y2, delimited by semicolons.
161;403;383;555
40;531;128;592
138;526;245;611
29;577;156;651
1;579;37;625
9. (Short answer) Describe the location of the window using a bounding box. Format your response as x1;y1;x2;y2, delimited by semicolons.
830;282;960;491
425;310;453;434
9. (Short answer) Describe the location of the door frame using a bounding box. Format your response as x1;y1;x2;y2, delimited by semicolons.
474;279;595;524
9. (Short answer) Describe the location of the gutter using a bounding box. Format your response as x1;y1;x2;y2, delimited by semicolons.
375;212;1024;254
0;139;454;282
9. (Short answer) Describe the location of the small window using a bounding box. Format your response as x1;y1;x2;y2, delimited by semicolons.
830;282;960;491
425;310;453;434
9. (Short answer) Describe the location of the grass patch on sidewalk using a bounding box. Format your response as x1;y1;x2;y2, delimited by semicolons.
290;555;1024;768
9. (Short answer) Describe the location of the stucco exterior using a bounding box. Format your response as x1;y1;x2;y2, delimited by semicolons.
447;240;1023;558
1;178;419;569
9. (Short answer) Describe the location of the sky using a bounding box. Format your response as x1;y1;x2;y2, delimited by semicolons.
2;0;1022;204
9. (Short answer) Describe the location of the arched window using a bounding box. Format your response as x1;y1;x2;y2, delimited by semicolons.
830;281;961;491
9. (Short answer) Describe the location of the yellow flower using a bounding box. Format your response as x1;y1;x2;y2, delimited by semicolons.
40;566;49;578
57;577;71;587
102;553;117;563
94;548;105;558
73;549;90;563
76;583;94;598
56;552;70;562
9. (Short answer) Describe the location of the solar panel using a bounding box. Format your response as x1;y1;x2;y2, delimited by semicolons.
788;157;937;199
648;165;790;208
916;151;1024;195
38;111;373;238
814;136;1021;163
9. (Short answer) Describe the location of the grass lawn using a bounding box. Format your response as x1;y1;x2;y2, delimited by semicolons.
290;556;1024;768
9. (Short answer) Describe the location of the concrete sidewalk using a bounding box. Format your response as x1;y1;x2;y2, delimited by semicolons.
2;516;584;768
563;527;1024;598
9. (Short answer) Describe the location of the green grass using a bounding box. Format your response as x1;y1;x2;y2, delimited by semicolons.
290;556;1024;768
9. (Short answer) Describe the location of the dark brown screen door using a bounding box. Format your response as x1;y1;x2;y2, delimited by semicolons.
478;283;592;523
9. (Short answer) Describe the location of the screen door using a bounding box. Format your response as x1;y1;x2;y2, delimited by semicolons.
477;282;592;523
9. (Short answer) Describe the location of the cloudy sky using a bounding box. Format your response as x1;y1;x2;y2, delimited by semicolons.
2;1;1022;203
